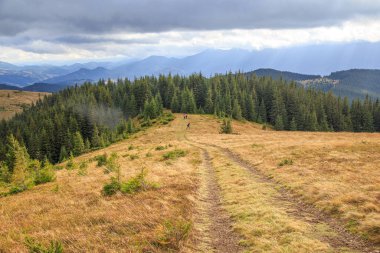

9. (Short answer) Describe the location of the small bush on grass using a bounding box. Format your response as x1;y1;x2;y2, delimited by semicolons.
35;159;56;185
278;159;293;167
155;145;167;151
65;154;77;170
104;152;120;174
220;118;233;134
129;154;139;160
102;169;158;196
162;149;187;160
25;237;63;253
94;153;108;167
152;219;192;251
146;152;153;157
120;169;158;194
102;177;121;196
77;161;88;176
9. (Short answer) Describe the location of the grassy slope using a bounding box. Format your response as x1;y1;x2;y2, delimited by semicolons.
187;115;380;246
0;90;50;120
0;114;379;252
0;118;199;252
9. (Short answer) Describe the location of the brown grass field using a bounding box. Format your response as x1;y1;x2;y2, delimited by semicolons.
0;114;379;252
0;90;50;120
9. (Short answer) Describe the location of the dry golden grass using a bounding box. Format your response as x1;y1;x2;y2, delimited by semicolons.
0;90;50;120
209;149;340;252
187;115;380;245
1;113;379;252
0;118;199;252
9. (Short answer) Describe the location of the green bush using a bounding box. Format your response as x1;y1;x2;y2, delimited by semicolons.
102;177;120;196
155;145;167;151
25;237;63;253
152;220;192;251
129;154;139;160
220;118;233;134
35;160;56;185
95;153;108;167
162;149;187;160
120;169;157;194
146;152;153;157
8;185;27;195
77;162;88;176
278;159;293;167
65;154;77;170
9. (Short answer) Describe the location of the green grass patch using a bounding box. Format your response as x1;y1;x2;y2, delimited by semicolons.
25;236;63;253
162;149;187;160
278;158;293;167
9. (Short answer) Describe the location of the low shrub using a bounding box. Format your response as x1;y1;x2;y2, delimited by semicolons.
220;118;233;134
65;154;77;170
162;149;187;160
102;177;120;196
94;153;108;167
120;169;158;194
77;162;88;176
25;237;63;253
278;159;293;167
129;154;139;160
152;220;192;251
155;145;167;151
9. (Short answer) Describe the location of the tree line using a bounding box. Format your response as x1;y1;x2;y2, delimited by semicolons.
0;72;379;169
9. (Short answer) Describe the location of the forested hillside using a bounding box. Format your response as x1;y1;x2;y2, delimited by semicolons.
1;72;379;167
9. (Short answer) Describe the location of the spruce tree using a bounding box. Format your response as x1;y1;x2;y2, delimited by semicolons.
72;131;85;156
232;99;243;120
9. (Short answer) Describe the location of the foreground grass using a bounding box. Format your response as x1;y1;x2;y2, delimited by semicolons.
188;114;380;246
0;116;198;252
210;150;341;253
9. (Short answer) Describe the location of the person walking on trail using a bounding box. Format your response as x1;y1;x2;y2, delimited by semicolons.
187;122;190;129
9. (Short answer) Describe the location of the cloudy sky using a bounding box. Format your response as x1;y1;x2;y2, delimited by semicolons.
1;0;380;64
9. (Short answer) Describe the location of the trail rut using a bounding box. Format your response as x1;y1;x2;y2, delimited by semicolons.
189;136;378;253
189;148;243;252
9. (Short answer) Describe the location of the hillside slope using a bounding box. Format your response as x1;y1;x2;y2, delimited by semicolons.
1;114;379;252
0;90;50;120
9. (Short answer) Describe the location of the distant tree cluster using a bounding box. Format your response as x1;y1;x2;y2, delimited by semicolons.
0;72;379;169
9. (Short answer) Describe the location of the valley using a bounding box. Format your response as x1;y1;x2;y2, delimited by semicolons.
1;114;378;252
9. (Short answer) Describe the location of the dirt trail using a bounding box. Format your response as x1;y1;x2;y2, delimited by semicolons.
189;135;378;253
187;147;243;253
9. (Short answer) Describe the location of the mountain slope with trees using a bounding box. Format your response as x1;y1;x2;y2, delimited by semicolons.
0;72;379;167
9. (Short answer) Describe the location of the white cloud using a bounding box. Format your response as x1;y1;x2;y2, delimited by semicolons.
2;17;380;64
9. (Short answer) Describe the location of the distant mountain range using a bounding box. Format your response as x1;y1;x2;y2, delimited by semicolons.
1;42;380;99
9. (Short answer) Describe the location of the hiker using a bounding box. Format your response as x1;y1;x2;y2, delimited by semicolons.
186;122;190;129
183;114;186;119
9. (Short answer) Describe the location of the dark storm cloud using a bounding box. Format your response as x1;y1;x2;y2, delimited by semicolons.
54;35;156;45
0;0;380;37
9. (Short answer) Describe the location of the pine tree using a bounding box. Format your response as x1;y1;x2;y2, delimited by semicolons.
232;99;243;120
290;117;297;131
170;91;180;113
274;115;284;130
245;94;256;121
10;138;31;190
258;99;267;123
91;125;101;148
59;146;68;162
72;131;85;156
204;88;214;114
127;118;135;133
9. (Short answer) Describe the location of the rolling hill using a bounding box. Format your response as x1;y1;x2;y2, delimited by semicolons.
0;114;378;252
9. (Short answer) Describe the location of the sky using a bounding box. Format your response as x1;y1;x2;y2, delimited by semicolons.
1;0;380;64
